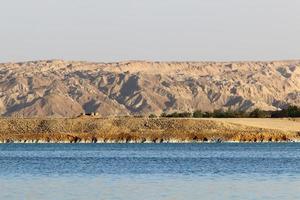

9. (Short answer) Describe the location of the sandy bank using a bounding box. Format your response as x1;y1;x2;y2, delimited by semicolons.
0;117;299;143
203;118;300;132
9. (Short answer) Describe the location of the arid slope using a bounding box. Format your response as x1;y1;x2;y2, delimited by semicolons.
0;60;300;117
0;117;299;143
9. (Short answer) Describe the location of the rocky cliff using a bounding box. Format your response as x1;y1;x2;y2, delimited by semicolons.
0;60;300;117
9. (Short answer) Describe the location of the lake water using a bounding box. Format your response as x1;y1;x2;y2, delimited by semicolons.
1;143;300;200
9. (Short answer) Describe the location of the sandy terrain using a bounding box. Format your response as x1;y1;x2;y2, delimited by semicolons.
0;117;299;143
206;118;300;132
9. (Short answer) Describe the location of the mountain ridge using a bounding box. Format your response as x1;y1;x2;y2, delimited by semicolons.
1;60;300;117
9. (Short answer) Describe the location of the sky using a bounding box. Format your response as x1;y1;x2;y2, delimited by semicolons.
0;0;300;62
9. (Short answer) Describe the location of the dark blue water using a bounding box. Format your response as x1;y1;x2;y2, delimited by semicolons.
1;143;300;199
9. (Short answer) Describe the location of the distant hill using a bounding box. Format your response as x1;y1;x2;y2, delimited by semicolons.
0;60;299;117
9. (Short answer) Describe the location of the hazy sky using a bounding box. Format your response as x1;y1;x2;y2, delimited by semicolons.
1;0;300;62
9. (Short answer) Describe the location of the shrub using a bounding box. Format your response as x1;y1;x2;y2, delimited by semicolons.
149;114;157;118
212;109;226;118
178;112;192;118
159;105;300;119
193;110;203;118
165;112;192;118
202;112;213;118
249;109;271;118
286;106;300;117
160;112;167;117
271;106;300;118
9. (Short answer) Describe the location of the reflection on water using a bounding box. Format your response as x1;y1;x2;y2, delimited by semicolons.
1;143;300;200
2;175;300;200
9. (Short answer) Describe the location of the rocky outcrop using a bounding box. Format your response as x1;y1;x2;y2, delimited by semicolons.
0;60;299;117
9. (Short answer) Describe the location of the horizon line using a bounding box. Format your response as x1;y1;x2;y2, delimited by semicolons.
1;58;300;65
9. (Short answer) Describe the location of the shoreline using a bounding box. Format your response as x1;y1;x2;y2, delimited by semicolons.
1;140;300;144
0;117;299;144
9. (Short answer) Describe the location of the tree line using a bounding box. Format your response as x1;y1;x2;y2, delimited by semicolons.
150;105;300;118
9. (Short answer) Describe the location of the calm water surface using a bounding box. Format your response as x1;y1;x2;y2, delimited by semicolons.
1;143;300;199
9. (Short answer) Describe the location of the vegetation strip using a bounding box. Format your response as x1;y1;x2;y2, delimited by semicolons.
158;106;300;118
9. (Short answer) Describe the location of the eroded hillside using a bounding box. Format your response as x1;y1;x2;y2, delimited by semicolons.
0;60;300;117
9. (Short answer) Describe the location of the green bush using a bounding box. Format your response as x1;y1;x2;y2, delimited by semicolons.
249;109;270;118
193;110;203;118
160;113;167;117
271;106;300;118
202;112;213;118
165;112;192;118
159;105;300;118
149;114;157;118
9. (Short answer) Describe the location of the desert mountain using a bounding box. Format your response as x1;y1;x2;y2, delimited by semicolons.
0;60;299;117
